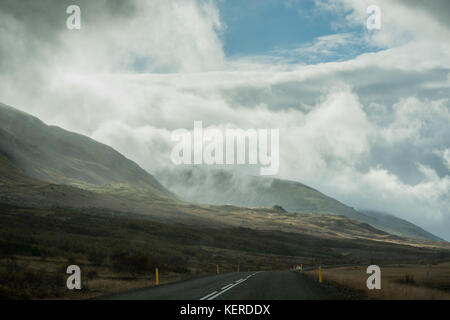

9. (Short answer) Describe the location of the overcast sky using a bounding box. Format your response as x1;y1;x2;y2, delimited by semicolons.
0;0;449;240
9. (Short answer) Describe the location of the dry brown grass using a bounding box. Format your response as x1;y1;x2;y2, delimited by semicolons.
305;262;450;300
0;256;188;300
77;272;189;299
2;204;449;299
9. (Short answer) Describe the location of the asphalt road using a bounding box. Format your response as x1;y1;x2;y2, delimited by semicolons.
100;270;353;300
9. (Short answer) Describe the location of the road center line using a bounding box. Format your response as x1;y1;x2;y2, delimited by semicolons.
221;283;235;290
199;272;261;301
206;281;242;300
199;291;218;300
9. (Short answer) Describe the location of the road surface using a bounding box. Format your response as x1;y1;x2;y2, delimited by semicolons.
100;270;354;300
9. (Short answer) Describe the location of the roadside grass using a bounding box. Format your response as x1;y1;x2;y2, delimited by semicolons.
305;263;450;300
0;255;197;299
0;206;321;299
1;205;450;299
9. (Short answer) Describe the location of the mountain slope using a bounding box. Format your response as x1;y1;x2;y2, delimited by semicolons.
156;168;443;242
0;103;442;243
0;153;39;185
0;103;175;201
359;210;443;242
0;118;402;240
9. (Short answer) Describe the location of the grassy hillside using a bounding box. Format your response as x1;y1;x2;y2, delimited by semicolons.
0;153;39;185
0;103;175;201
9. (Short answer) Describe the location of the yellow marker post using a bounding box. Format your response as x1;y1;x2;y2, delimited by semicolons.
237;264;240;273
155;268;159;286
216;264;220;274
301;264;303;272
319;266;323;283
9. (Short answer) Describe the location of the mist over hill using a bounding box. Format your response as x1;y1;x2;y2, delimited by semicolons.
156;167;443;242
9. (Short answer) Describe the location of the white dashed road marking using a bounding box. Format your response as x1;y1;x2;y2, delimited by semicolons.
199;272;262;300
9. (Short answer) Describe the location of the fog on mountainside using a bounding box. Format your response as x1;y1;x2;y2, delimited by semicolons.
156;167;443;242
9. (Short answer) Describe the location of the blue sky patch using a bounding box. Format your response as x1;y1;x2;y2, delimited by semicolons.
217;0;379;63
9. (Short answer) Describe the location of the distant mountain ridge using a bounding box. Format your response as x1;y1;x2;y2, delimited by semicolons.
156;168;443;242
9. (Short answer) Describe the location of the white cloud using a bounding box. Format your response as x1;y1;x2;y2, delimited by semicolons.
444;150;450;170
271;32;362;63
434;149;450;171
58;0;225;74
